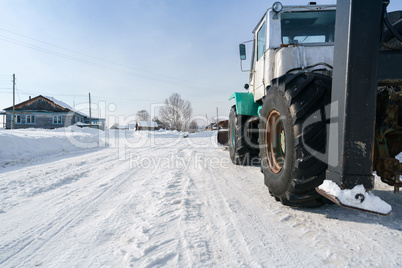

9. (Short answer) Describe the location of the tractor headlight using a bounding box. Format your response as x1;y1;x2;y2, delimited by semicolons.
272;2;283;13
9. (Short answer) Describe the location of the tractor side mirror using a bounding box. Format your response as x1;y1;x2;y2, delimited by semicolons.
239;44;246;60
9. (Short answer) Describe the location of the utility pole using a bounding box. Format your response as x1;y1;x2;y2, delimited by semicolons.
216;107;219;130
89;93;92;126
11;74;15;129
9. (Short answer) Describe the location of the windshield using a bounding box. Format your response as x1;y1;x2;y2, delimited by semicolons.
281;10;336;45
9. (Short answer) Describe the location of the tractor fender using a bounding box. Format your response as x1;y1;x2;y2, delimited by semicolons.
229;92;261;116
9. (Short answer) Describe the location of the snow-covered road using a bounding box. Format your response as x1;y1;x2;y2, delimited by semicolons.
0;129;401;267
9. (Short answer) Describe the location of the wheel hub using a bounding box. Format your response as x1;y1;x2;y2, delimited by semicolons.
265;110;286;173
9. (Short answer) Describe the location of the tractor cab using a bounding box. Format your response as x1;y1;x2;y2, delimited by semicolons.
241;2;336;101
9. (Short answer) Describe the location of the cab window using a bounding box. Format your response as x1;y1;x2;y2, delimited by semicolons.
281;11;335;45
257;22;266;60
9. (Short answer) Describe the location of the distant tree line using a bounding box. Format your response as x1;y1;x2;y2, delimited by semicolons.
136;110;150;121
159;93;194;131
134;93;197;131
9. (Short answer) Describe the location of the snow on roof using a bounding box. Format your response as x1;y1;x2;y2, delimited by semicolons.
110;124;128;129
74;122;90;126
137;121;158;128
43;96;88;117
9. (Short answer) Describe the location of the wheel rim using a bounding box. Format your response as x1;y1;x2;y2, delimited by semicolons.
231;120;235;148
265;110;286;173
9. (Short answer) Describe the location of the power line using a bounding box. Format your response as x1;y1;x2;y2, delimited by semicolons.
0;27;153;75
9;87;163;102
0;35;129;73
0;28;235;91
0;34;217;91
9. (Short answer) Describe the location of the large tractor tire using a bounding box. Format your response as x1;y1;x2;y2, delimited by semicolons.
258;73;332;207
229;106;259;165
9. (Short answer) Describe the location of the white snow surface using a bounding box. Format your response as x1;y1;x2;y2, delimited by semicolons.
1;128;402;267
318;180;392;215
0;126;104;167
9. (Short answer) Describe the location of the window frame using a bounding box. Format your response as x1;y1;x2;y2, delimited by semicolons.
280;10;336;45
14;114;21;124
256;21;267;61
52;115;63;125
25;114;36;124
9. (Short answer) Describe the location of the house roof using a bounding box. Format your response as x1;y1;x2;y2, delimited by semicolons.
43;96;88;117
153;119;164;125
75;122;90;126
137;121;158;128
110;124;129;129
87;117;105;121
4;95;88;117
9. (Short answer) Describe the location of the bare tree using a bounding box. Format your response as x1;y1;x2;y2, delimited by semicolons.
159;93;192;131
189;120;198;133
136;110;150;121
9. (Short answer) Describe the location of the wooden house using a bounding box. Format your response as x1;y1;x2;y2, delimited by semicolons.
136;121;158;131
153;119;166;129
84;117;106;130
109;124;129;130
4;95;105;130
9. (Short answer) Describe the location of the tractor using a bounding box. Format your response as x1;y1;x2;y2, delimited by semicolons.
220;0;402;214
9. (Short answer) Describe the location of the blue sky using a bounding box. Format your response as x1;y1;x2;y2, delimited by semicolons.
1;0;401;127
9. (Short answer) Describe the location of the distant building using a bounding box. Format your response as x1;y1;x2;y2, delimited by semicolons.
3;95;105;130
84;117;106;130
153;119;166;129
205;123;217;131
0;110;6;128
109;124;129;130
136;121;158;131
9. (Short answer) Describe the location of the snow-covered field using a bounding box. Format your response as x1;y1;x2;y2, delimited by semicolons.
0;127;401;267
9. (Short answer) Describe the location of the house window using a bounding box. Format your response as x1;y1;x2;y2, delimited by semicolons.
26;115;36;124
53;115;62;124
14;114;21;124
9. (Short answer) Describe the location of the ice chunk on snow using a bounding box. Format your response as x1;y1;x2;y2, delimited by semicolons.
318;180;392;215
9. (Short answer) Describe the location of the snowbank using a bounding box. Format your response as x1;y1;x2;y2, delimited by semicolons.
0;128;217;168
0;126;104;167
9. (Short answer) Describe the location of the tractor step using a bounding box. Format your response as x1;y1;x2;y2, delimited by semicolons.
316;180;392;216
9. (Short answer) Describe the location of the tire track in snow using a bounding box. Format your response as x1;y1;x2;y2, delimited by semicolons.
178;172;214;265
0;144;166;266
1;173;134;265
130;141;224;267
118;144;193;267
198;159;270;266
2;132;401;266
191;146;325;267
172;147;255;266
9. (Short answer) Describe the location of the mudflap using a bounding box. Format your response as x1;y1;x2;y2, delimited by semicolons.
316;180;392;216
217;120;229;148
217;129;229;148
